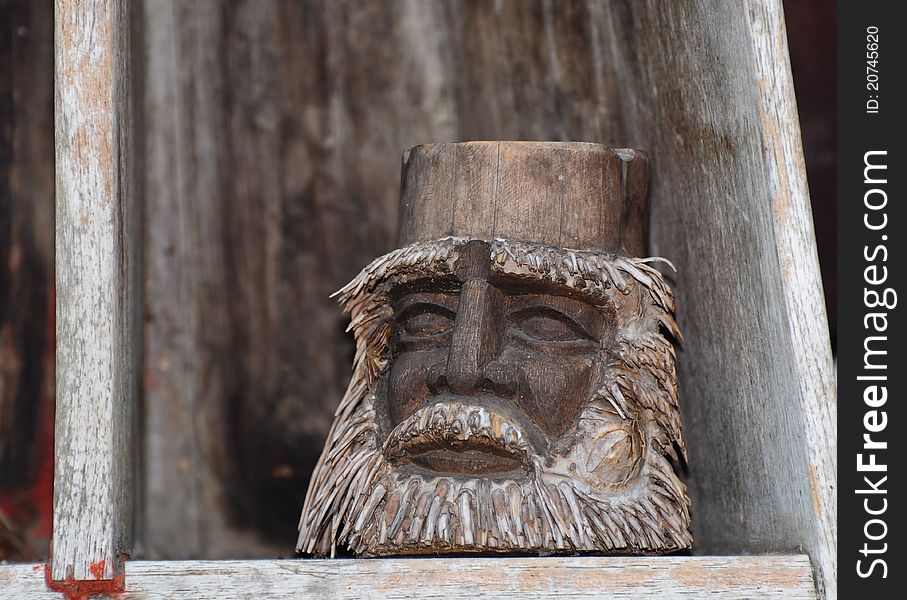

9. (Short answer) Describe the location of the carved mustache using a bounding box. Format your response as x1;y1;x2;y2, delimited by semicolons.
383;401;535;465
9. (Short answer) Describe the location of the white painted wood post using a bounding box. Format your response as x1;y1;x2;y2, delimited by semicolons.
53;0;137;582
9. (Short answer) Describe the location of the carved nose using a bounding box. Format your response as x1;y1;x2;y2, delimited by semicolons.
445;279;503;395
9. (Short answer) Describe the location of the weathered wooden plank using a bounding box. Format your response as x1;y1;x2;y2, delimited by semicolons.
745;4;837;596
0;555;816;599
138;0;281;560
607;0;835;597
53;0;136;581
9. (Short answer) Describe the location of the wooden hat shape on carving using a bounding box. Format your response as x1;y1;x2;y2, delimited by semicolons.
399;142;648;255
298;141;691;557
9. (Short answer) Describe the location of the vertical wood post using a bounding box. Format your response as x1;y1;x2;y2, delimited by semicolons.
53;0;136;582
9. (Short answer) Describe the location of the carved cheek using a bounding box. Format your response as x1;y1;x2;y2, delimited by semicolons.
502;349;593;438
385;348;445;427
583;419;644;487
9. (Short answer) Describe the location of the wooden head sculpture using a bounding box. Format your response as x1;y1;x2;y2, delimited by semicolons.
298;142;691;556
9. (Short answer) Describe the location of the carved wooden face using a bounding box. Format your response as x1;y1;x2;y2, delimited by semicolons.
298;237;691;557
382;244;641;483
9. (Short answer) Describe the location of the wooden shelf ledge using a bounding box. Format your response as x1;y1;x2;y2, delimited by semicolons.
2;554;814;598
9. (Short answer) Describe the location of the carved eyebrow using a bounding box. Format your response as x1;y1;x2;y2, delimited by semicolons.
336;237;674;318
486;239;675;304
388;276;461;299
488;269;614;309
393;291;459;314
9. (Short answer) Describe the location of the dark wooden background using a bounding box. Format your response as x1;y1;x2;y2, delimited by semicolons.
0;0;55;561
1;0;835;561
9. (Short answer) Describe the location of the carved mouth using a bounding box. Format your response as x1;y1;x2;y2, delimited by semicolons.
383;401;534;474
408;441;524;474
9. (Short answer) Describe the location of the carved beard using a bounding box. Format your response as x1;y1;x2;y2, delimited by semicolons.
298;238;692;556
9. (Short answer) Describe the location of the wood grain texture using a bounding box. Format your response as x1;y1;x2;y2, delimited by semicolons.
0;555;816;599
138;0;281;560
746;4;836;594
0;0;54;484
299;238;691;556
135;0;630;558
607;0;836;596
132;4;833;598
136;0;452;557
399;142;645;254
53;0;136;581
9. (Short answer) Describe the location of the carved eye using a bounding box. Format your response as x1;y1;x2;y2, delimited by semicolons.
397;305;455;339
510;308;595;346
